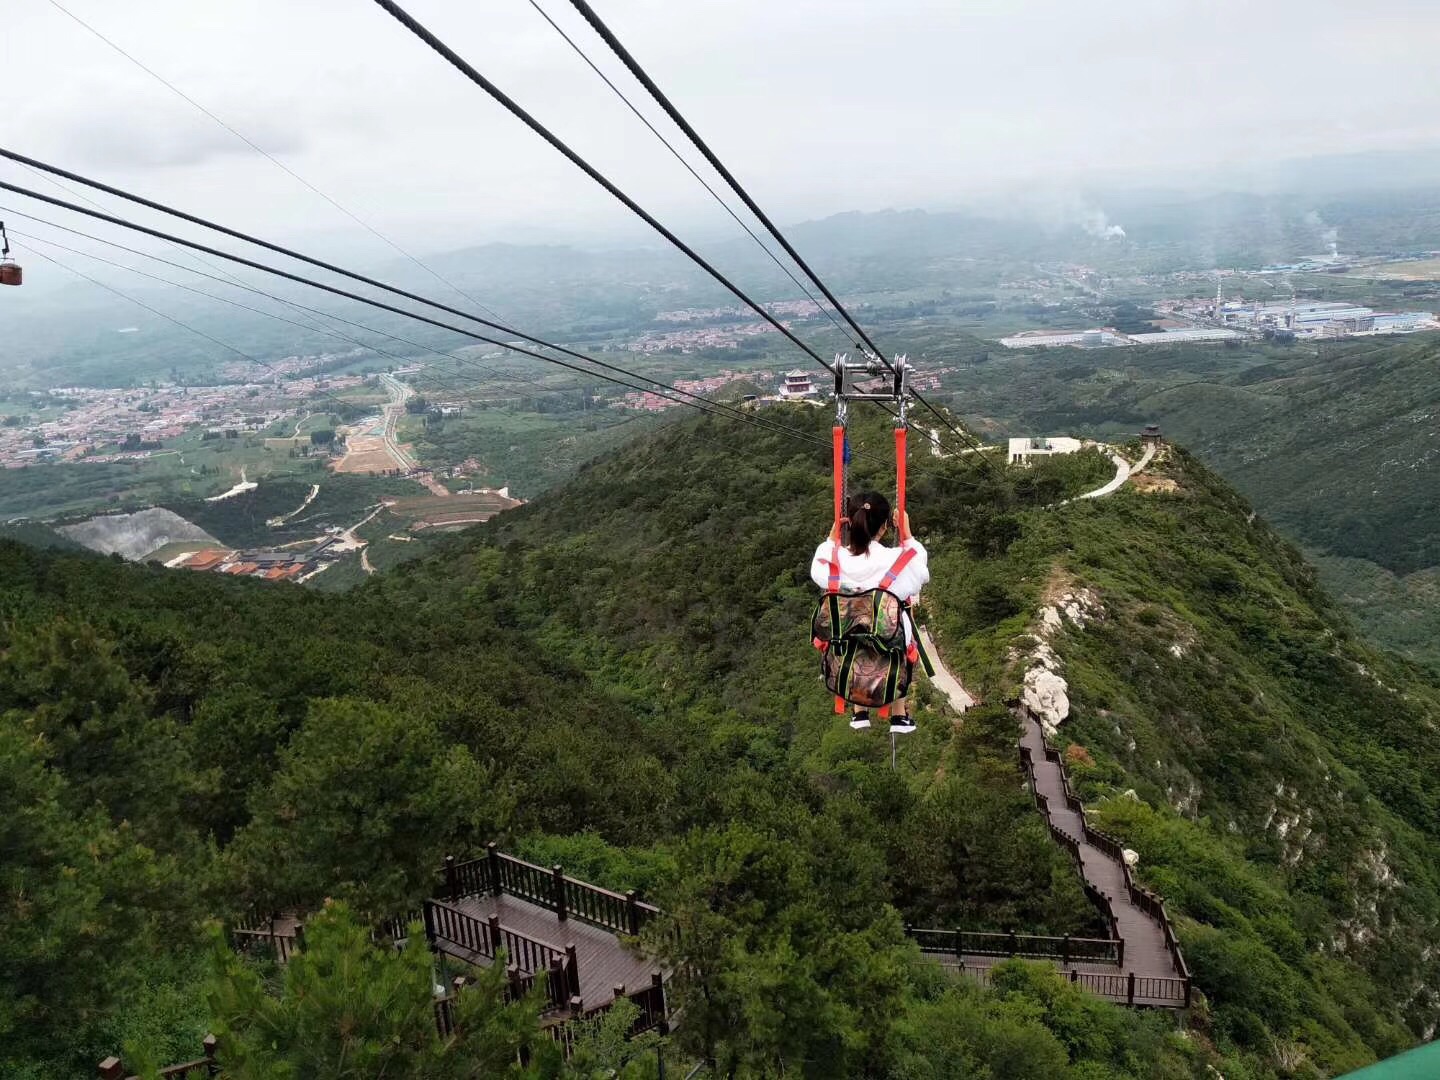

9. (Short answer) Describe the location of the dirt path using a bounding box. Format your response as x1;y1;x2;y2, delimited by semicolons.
334;376;415;475
417;473;450;497
269;483;320;527
1128;441;1158;477
206;466;258;502
1058;441;1158;504
918;626;976;713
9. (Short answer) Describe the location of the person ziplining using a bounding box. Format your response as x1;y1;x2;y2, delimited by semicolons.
810;356;934;734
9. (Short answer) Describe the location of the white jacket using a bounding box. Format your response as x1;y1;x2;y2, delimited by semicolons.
810;536;931;642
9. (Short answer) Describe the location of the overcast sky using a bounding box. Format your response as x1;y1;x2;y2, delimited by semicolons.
5;0;1440;261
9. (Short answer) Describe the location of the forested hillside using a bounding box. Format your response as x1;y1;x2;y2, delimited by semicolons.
4;407;1439;1078
939;334;1440;665
1156;338;1440;664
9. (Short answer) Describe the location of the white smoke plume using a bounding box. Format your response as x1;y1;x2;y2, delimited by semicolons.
994;190;1128;240
1080;208;1126;240
1305;210;1340;258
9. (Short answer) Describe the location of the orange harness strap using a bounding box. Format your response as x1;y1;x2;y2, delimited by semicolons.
831;425;846;714
895;426;908;540
882;424;909;721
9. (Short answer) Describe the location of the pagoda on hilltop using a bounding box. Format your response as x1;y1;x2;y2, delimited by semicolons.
778;369;817;399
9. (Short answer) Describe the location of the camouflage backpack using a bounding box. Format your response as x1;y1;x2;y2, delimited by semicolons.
811;545;933;708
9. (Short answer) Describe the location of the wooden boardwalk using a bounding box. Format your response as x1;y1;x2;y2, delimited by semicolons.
449;892;658;1009
910;635;1191;1008
934;955;1184;1009
1018;710;1188;1005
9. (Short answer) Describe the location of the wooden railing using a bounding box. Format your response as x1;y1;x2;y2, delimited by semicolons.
374;905;424;944
111;972;664;1076
115;849;670;1074
1082;883;1125;961
1017;708;1192;1008
547;973;668;1057
1119;865;1192;1006
1020;746;1125;961
423;898;579;1010
1077;799;1192;1005
955;963;1191;1006
1082;821;1124;862
99;1037;217;1079
434;971;667;1059
230;919;302;964
909;927;1121;965
234;845;662;961
1042;744;1094;820
445;850;496;900
441;844;660;937
434;977;466;1039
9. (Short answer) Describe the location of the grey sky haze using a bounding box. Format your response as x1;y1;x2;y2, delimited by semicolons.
4;0;1440;258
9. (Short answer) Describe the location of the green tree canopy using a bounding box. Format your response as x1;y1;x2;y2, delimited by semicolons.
0;714;180;1073
225;699;508;918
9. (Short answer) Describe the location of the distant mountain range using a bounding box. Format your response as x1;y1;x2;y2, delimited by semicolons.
10;145;1440;389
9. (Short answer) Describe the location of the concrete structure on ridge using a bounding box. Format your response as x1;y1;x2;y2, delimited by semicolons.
1009;436;1083;464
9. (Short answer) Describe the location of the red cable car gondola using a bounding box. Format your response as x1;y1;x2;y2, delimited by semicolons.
0;221;21;286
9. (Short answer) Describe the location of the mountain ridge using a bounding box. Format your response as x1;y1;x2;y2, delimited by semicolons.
3;409;1439;1077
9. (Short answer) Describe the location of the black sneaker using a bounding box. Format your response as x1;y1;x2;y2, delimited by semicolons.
849;711;871;730
890;716;917;734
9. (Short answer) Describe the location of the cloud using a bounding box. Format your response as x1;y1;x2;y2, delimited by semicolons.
54;109;306;170
8;0;1440;244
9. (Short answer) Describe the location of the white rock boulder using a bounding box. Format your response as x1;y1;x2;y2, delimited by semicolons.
1023;667;1070;737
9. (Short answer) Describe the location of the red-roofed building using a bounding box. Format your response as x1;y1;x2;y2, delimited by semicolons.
183;549;231;571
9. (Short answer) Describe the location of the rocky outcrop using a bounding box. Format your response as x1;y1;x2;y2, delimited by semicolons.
57;508;218;561
1019;587;1102;737
1023;650;1070;738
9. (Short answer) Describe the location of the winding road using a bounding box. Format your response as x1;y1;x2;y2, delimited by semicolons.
378;374;418;471
1060;441;1158;504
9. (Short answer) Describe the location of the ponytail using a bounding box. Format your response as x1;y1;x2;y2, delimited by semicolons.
848;505;873;556
846;491;891;556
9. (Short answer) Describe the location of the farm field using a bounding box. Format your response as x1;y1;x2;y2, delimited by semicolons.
1354;258;1440;280
384;490;521;527
0;422;341;520
331;435;403;475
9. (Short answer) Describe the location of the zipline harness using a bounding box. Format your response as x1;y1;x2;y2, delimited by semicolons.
813;354;935;716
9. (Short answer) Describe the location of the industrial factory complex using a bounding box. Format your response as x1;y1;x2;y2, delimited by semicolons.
1000;299;1437;351
1208;301;1431;336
